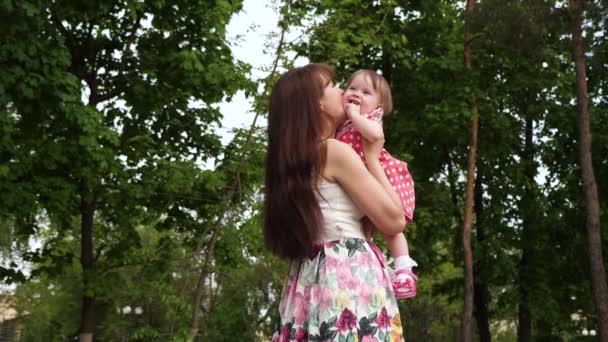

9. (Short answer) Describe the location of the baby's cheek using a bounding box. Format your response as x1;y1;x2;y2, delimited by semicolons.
361;102;374;115
341;96;349;108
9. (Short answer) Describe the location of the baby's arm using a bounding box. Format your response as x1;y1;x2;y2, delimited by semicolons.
346;103;384;142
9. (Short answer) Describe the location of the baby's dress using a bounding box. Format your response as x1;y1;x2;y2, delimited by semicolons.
336;109;415;223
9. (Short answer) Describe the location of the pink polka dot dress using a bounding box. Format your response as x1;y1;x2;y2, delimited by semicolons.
336;109;415;223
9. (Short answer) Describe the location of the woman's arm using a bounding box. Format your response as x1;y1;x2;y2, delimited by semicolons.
363;136;403;210
323;139;405;236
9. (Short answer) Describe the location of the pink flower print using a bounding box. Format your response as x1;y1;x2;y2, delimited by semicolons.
324;240;340;255
337;269;353;289
361;336;378;342
373;265;386;284
357;283;373;308
335;307;358;332
375;307;390;329
279;326;290;342
346;275;361;292
293;292;308;325
294;327;307;342
310;284;321;303
336;260;354;289
279;282;293;313
325;255;340;268
304;286;312;299
368;243;385;267
284;282;291;294
354;248;372;266
318;286;333;313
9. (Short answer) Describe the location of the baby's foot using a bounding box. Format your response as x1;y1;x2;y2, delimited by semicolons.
392;269;417;299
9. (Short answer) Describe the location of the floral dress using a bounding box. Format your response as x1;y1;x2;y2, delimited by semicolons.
336;109;415;224
272;180;404;342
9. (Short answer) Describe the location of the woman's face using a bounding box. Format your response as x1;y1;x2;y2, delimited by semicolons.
319;76;347;129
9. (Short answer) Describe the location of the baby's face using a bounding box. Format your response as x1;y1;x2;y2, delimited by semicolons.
342;74;380;115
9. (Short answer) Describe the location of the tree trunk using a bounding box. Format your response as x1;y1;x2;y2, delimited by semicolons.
79;199;96;342
189;225;220;342
461;116;478;342
461;0;478;341
473;168;491;342
570;1;608;340
518;113;534;342
473;265;491;342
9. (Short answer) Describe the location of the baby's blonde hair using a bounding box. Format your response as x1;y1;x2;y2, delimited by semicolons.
345;69;393;114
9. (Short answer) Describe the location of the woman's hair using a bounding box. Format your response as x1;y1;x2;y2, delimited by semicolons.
345;69;393;114
263;63;335;259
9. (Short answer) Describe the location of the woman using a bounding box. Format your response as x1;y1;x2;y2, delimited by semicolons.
264;64;406;342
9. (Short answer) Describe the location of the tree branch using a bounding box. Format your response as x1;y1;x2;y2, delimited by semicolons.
98;14;142;103
188;2;291;339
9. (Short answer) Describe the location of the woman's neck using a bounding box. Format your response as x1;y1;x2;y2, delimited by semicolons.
321;122;338;140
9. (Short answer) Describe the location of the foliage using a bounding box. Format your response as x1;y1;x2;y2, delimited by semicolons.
1;0;607;340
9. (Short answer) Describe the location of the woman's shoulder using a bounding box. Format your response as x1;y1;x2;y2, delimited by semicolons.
323;139;362;181
325;138;347;148
326;138;356;158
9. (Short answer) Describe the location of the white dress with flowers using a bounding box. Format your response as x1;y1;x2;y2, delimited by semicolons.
271;179;404;342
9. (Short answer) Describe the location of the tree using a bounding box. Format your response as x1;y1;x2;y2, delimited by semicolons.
569;0;608;340
0;1;252;340
461;0;478;340
187;1;291;337
3;0;607;340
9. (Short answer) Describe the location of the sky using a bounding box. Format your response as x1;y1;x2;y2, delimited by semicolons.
218;0;309;145
217;1;278;145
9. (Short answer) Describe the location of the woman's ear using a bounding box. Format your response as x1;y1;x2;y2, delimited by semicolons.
319;96;326;113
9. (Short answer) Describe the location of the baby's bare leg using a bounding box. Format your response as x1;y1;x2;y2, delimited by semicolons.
386;232;418;299
363;218;417;269
383;232;409;257
382;232;417;271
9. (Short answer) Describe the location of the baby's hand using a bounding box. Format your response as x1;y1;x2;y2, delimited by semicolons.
345;102;361;118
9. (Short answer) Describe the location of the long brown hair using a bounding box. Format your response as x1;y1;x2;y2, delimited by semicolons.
263;63;335;259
